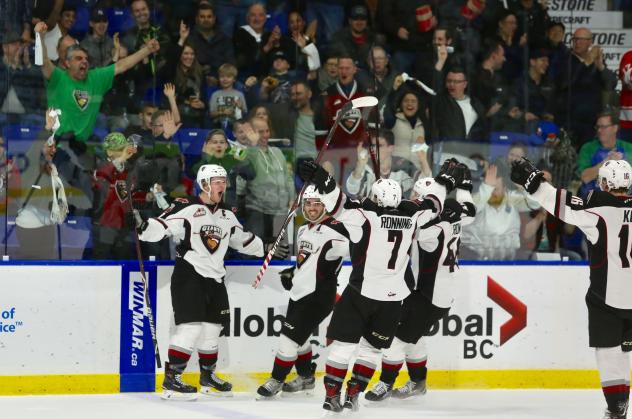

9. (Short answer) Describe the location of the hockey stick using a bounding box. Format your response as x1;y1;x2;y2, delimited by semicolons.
369;46;382;178
127;187;162;368
252;96;378;289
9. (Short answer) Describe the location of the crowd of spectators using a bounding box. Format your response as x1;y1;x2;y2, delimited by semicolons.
0;0;630;262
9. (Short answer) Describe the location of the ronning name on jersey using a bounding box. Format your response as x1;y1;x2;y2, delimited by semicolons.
380;216;413;230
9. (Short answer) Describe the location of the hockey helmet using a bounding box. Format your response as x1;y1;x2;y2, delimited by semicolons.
598;160;632;192
196;164;227;190
371;178;402;208
412;177;436;200
302;185;326;223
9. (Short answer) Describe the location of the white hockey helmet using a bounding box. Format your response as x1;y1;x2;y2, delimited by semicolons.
598;160;632;192
412;177;436;200
371;178;402;208
302;185;326;223
196;164;227;190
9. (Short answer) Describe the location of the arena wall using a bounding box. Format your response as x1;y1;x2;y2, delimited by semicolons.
0;261;614;394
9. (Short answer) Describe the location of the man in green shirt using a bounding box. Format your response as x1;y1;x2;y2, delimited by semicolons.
577;111;632;198
34;21;160;142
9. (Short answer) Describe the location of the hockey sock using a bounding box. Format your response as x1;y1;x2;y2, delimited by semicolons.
596;346;631;413
169;323;202;372
351;338;381;392
295;340;313;377
406;337;428;382
325;341;355;386
197;322;222;372
380;337;406;385
271;335;299;382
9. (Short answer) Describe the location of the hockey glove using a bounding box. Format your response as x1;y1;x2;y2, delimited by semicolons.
510;157;545;194
455;163;473;192
131;209;148;234
434;158;459;192
279;266;295;290
298;160;336;194
265;242;290;260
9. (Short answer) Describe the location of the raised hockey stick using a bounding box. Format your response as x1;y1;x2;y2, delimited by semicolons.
127;187;162;368
369;46;382;178
252;95;378;289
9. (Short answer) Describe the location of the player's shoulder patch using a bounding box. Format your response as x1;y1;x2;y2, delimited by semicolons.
323;217;350;239
159;196;195;218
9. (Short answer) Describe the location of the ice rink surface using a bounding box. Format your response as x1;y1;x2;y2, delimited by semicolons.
2;389;608;419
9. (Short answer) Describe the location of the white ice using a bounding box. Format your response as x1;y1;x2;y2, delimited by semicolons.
2;389;608;419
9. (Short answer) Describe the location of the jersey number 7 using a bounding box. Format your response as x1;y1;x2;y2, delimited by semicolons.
388;230;403;269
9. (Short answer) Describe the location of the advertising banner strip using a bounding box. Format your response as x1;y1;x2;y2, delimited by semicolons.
119;264;158;392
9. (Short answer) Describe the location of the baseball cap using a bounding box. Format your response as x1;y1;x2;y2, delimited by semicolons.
90;8;108;22
272;49;289;62
103;132;128;151
350;5;368;20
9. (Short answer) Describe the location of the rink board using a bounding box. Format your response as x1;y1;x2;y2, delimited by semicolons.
0;261;623;395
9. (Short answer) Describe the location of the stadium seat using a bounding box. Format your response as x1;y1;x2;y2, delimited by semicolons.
175;128;210;169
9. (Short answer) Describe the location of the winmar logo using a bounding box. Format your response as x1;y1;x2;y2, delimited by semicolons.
426;276;527;359
129;274;147;357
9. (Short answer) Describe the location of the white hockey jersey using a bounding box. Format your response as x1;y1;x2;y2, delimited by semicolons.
289;218;350;301
320;184;446;301
532;183;632;309
140;196;264;280
410;191;476;308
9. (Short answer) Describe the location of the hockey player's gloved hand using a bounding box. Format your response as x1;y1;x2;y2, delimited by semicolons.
510;157;544;194
434;158;459;192
266;242;290;259
279;266;295;290
129;209;148;233
298;160;335;194
455;163;473;192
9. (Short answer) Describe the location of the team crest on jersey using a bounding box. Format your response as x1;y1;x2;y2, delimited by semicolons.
114;180;128;202
200;225;223;253
297;240;314;268
335;107;362;134
73;89;90;111
193;208;206;217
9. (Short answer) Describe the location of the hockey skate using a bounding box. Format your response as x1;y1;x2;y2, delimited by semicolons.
256;378;283;400
322;380;343;414
604;400;629;419
392;379;427;399
199;366;233;397
343;379;361;412
161;362;198;401
364;380;392;404
283;363;316;394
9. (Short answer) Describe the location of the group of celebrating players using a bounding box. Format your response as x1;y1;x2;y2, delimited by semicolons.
134;152;632;419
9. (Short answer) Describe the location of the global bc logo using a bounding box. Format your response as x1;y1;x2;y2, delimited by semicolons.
129;274;147;366
0;307;22;333
426;276;527;359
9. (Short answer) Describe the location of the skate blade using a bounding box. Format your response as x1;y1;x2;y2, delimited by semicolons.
281;388;315;397
160;390;198;401
255;392;280;401
321;409;342;417
200;387;233;398
362;396;391;408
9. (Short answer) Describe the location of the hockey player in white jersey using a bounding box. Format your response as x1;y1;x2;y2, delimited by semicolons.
298;158;461;413
511;158;632;419
256;186;350;399
365;164;477;403
134;164;287;400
